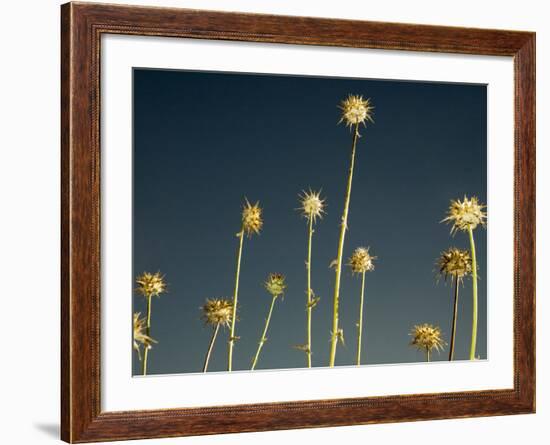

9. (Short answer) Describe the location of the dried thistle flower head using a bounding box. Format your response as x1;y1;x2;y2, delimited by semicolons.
339;94;374;128
133;312;156;359
242;198;263;237
299;189;326;223
265;273;286;297
437;247;472;281
442;196;487;234
201;298;233;328
410;323;446;353
348;247;376;274
136;271;166;298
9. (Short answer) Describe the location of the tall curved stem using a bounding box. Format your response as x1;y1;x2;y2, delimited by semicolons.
251;296;277;370
468;226;478;360
449;277;460;361
228;229;245;371
306;215;314;367
203;324;220;373
356;272;366;365
329;123;360;367
142;295;153;376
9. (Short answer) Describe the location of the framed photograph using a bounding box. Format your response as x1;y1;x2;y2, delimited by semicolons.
61;2;535;442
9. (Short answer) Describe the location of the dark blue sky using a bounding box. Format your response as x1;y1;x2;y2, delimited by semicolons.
132;68;487;375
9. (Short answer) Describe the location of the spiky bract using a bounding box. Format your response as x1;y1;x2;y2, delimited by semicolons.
265;273;286;297
339;94;374;128
437;247;472;281
299;189;326;223
410;323;446;354
201;298;233;328
136;271;166;298
348;247;376;274
442;196;487;234
242;199;263;236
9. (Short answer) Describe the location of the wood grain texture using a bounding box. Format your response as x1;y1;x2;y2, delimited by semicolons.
60;2;536;442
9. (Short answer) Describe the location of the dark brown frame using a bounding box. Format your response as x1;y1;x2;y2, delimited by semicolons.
61;2;536;442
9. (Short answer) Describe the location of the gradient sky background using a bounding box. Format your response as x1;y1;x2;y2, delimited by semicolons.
132;68;487;376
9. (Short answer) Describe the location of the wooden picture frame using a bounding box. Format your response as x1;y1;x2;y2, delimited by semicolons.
61;2;535;442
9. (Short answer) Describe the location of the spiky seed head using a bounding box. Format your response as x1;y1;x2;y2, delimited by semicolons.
265;273;286;297
437;247;472;281
442;196;487;234
242;199;263;237
133;312;156;359
409;323;446;354
339;94;374;128
299;189;326;223
136;271;166;298
348;247;376;274
201;298;233;328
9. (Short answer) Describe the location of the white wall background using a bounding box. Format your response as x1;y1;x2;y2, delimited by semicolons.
0;1;545;444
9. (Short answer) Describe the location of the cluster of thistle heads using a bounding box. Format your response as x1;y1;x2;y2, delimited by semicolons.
132;94;487;372
200;274;287;326
410;195;487;360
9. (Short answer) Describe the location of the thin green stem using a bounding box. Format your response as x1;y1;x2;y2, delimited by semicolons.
356;272;366;366
306;215;314;368
449;277;460;361
228;229;245;371
142;294;153;376
426;348;431;363
329;123;360;367
203;324;220;373
468;226;478;360
251;296;278;370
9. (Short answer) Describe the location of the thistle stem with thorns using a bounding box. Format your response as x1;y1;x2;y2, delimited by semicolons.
251;274;286;370
135;271;166;376
348;247;376;366
298;189;325;368
142;295;153;375
306;215;314;367
330;123;359;367
330;94;374;367
228;199;263;371
228;230;244;372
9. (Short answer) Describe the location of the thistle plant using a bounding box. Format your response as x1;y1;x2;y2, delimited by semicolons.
135;271;166;375
329;94;374;367
437;248;472;361
228;199;263;371
409;323;446;362
133;312;156;361
201;298;233;372
442;196;486;360
348;247;376;365
251;274;286;370
298;189;326;367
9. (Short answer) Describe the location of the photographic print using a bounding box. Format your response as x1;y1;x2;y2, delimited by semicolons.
61;5;535;441
132;68;487;376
